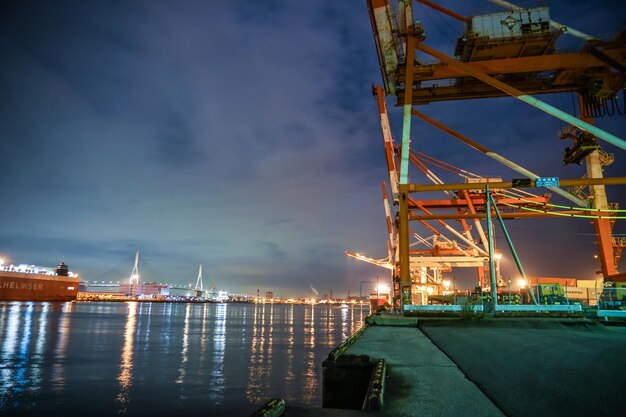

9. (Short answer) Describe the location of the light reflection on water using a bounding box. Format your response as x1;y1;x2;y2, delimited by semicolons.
1;304;21;403
176;303;191;386
31;303;48;395
51;302;72;391
285;304;295;394
209;303;226;402
116;302;137;412
0;302;367;416
302;303;317;403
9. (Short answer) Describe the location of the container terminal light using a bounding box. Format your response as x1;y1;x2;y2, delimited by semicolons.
517;278;527;288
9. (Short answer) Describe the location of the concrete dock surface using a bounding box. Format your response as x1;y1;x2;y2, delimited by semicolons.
282;318;626;417
284;407;367;416
346;323;505;417
420;319;626;417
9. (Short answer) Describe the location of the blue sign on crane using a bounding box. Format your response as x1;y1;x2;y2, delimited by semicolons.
535;177;560;187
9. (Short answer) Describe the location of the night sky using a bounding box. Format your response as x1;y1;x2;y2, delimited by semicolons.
1;1;625;297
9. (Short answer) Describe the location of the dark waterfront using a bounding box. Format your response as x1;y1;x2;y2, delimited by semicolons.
0;301;366;416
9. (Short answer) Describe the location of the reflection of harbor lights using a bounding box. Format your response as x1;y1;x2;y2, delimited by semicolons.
517;278;527;288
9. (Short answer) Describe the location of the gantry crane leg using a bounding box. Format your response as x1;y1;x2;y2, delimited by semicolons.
398;1;415;309
579;96;619;277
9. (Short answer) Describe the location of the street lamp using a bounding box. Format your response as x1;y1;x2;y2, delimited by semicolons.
359;280;376;312
508;278;511;305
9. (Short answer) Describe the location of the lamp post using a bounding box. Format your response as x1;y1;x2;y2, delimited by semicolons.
359;280;376;313
453;275;457;305
360;277;392;313
508;278;511;305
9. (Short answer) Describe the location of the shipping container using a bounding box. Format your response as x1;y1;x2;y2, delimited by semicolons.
470;8;550;39
576;279;603;289
528;277;577;287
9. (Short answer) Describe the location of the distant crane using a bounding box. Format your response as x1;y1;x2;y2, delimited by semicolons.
194;264;206;299
195;264;204;292
128;250;140;297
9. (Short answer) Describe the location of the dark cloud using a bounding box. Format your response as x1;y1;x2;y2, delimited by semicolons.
153;113;202;168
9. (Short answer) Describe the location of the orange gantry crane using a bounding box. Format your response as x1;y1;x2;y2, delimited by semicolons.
362;0;626;307
348;87;563;302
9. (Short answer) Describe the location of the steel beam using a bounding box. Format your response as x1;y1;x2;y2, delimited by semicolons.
579;95;619;277
410;211;601;221
411;109;588;207
415;0;470;23
398;187;410;308
489;191;538;304
400;33;415;184
486;185;498;313
414;42;626;150
401;52;606;81
413;196;548;209
400;82;583;104
407;177;626;193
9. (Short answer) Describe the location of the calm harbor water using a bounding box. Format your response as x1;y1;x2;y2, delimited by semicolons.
0;301;367;416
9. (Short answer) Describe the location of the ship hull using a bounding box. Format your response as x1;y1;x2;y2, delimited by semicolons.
0;272;80;302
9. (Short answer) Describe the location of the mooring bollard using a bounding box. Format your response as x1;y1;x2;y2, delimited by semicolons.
249;398;285;417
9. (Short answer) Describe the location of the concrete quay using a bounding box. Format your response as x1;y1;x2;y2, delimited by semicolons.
419;318;626;417
341;319;505;417
257;316;626;417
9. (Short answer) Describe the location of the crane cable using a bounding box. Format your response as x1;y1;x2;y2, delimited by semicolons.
493;191;626;212
411;151;551;201
411;150;482;179
495;201;626;219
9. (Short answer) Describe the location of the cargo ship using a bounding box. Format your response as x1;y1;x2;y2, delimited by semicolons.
0;261;80;301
